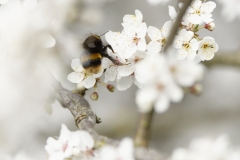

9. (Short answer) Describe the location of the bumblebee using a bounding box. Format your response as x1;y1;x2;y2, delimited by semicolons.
81;32;120;74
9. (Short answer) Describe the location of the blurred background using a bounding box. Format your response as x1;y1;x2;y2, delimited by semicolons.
0;0;240;159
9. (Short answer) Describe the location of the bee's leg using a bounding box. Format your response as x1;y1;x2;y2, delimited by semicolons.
101;52;120;65
102;45;115;53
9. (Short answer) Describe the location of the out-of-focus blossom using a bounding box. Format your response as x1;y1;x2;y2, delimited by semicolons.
146;0;170;6
97;138;134;160
0;151;34;160
45;124;94;160
170;135;240;160
217;0;240;21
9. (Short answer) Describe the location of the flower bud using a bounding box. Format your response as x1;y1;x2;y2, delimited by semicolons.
189;83;202;96
205;22;215;31
90;92;99;101
107;84;115;92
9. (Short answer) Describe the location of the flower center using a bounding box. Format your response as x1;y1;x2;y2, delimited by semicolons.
133;37;140;45
183;43;190;50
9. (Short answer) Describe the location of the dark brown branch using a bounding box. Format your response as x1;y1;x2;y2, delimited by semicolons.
163;0;194;52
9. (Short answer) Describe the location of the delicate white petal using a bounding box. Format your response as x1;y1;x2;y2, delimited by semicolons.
124;45;137;59
83;76;96;88
168;84;183;103
169;6;178;20
23;0;37;12
71;58;83;72
202;1;216;13
40;33;56;48
118;138;134;159
0;0;8;4
118;64;135;77
136;22;147;38
117;76;133;91
147;41;161;53
67;72;84;83
136;87;158;113
187;49;196;60
137;38;146;51
147;26;160;41
154;95;170;113
188;14;202;24
135;9;143;24
104;66;118;82
177;49;188;60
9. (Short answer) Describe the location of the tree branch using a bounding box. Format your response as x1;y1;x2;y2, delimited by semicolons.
54;83;165;159
163;0;193;52
203;51;240;67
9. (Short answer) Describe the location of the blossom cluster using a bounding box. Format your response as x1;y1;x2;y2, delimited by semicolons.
45;124;134;160
170;135;240;160
68;0;218;113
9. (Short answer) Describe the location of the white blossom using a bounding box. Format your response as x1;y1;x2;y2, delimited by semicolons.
174;29;199;60
106;10;147;59
146;0;170;6
187;0;216;24
45;124;94;160
167;51;204;87
135;53;183;113
147;20;173;53
198;37;218;61
98;138;134;160
217;0;240;21
170;135;240;160
67;58;104;89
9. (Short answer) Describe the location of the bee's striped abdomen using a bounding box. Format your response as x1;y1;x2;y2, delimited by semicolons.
81;53;102;68
80;53;102;74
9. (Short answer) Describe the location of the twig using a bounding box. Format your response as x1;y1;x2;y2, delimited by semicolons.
203;51;240;67
163;0;194;52
134;109;154;147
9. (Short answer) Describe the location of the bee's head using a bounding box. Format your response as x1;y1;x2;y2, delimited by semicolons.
83;35;103;52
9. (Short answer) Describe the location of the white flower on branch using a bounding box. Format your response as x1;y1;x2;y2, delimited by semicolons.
198;37;218;61
187;0;216;24
147;20;173;53
67;58;103;89
97;138;134;160
106;10;147;59
174;29;199;60
45;124;94;160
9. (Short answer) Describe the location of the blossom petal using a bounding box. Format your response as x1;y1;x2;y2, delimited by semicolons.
154;95;170;113
71;58;83;72
147;41;161;53
67;72;84;83
137;38;146;51
169;6;178;20
83;76;96;88
117;76;133;91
